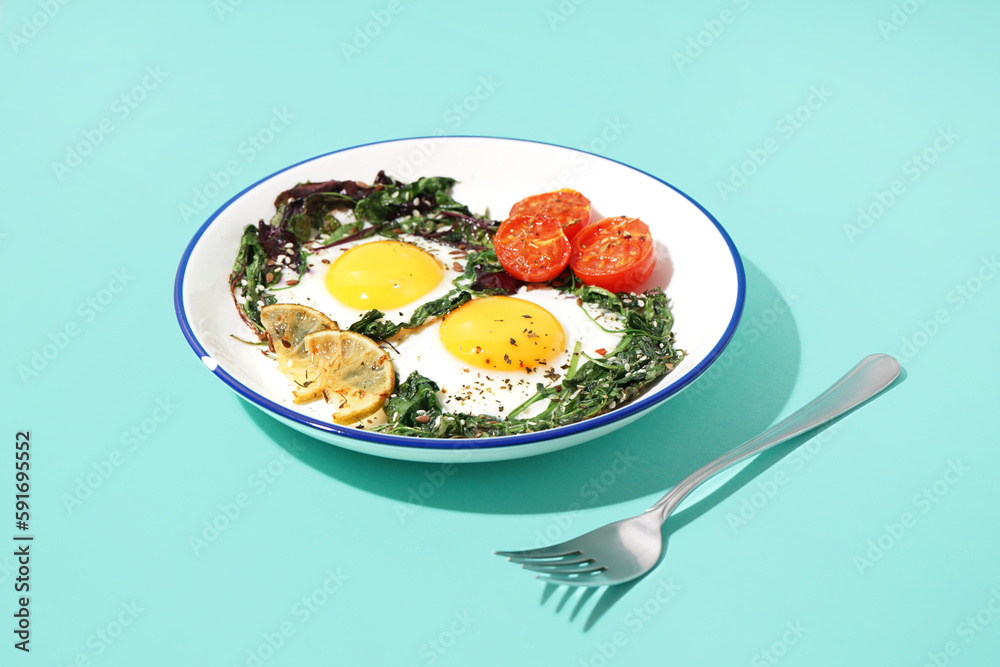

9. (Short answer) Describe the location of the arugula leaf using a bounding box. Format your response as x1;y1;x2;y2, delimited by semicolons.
348;290;473;340
316;218;365;246
455;248;523;294
229;223;279;335
381;371;444;428
353;175;467;223
272;176;380;207
274;191;358;242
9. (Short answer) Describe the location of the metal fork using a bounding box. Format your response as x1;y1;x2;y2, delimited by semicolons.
495;354;901;586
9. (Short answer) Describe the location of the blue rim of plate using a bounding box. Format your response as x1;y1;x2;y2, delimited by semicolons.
174;135;746;452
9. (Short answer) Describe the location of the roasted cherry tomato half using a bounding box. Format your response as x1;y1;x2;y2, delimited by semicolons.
509;189;591;242
493;213;571;283
569;216;656;293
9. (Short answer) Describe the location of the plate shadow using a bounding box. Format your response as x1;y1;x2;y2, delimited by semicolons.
243;258;802;515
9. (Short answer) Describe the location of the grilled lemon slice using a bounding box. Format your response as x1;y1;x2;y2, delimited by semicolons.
260;304;338;404
303;330;395;425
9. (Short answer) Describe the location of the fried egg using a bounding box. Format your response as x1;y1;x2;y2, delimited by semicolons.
271;235;625;423
272;236;463;325
389;287;625;420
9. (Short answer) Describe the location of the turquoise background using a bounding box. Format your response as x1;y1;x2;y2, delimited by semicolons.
3;0;1000;665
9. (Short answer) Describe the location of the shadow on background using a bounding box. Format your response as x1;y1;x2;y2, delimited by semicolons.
575;366;906;630
567;423;851;630
245;257;803;515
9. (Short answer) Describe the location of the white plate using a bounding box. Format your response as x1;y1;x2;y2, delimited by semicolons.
174;136;745;462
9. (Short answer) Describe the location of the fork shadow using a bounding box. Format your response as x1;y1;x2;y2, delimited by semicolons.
535;426;840;629
545;367;907;630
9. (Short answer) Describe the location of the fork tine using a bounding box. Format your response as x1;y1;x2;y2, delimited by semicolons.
535;571;610;587
506;554;593;566
520;562;605;575
494;547;581;559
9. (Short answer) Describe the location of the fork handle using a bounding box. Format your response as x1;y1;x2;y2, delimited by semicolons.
647;354;901;521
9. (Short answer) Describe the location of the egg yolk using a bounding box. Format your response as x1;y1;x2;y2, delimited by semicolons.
326;241;443;310
439;296;566;371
